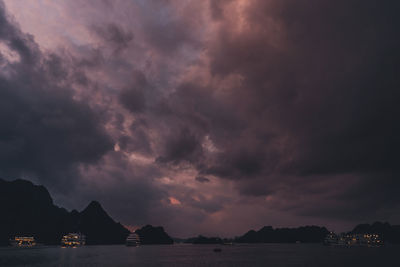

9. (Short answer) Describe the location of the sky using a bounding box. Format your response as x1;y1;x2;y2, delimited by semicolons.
0;0;399;238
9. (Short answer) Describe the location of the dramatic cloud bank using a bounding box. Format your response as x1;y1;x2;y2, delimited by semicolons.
1;0;399;237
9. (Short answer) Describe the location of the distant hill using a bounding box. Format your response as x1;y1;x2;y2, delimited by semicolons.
184;235;223;244
135;225;173;244
183;235;235;244
235;225;329;243
351;222;400;244
2;179;399;246
172;237;186;243
0;178;129;245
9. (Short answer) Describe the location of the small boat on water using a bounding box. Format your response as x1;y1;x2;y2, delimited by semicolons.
9;236;36;247
126;233;140;246
61;233;86;247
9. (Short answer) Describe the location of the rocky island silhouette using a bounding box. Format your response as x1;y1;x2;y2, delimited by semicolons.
1;178;400;246
0;179;173;246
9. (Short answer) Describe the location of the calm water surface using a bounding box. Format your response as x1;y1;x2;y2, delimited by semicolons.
0;243;398;267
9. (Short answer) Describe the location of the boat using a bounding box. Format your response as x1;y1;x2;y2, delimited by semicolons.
9;236;36;247
350;234;384;247
323;232;339;246
126;233;140;246
324;232;383;247
61;233;86;247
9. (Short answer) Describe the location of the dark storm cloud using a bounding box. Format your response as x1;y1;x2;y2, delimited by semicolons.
0;2;113;186
119;70;148;113
92;23;133;53
199;0;400;218
209;0;230;20
304;172;400;222
117;119;152;155
3;0;400;235
78;152;168;226
139;1;201;54
157;127;203;165
186;195;224;213
265;0;400;177
195;176;210;183
72;0;400;225
203;145;278;182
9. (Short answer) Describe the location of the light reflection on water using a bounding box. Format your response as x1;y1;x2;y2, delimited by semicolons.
0;243;398;267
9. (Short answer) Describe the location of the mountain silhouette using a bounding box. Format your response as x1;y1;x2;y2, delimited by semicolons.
79;201;129;245
135;225;173;244
184;235;224;244
0;179;129;245
235;225;329;243
351;222;400;243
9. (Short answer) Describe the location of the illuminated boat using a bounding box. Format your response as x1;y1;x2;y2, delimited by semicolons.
61;233;86;247
349;234;384;247
324;232;383;247
9;236;36;247
323;232;339;246
126;233;140;246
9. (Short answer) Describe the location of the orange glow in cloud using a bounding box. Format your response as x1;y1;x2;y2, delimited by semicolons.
169;197;181;205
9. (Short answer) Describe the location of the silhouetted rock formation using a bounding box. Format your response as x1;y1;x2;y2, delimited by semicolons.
172;237;186;243
351;222;400;244
0;179;129;245
135;225;173;244
78;201;129;245
236;226;329;243
184;235;223;244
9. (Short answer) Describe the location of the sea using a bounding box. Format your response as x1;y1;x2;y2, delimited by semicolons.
0;243;398;267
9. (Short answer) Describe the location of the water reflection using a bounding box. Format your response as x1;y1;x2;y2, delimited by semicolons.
0;244;398;267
